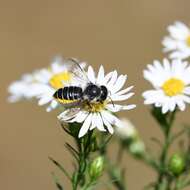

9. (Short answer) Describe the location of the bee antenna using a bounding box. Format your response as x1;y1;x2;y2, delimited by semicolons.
108;96;115;108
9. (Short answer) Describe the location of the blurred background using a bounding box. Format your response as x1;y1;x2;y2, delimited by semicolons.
1;0;190;189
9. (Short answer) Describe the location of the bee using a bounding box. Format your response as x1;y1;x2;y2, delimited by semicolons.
53;58;108;107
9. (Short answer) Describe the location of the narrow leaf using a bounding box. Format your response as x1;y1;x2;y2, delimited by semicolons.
49;157;71;180
51;172;64;190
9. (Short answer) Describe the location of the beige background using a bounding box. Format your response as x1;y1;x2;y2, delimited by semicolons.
1;0;190;189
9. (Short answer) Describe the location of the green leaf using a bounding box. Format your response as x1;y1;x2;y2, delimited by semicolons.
49;157;71;180
65;143;79;162
51;172;64;190
150;137;163;148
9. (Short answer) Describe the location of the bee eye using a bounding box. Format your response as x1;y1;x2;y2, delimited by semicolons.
100;86;108;101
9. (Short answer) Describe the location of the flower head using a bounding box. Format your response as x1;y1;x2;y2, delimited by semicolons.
162;21;190;60
143;59;190;113
8;57;86;112
115;118;137;140
58;65;136;137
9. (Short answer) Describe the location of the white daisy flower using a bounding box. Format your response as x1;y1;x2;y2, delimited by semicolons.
31;57;85;112
8;57;86;112
58;65;136;138
162;21;190;60
142;59;190;114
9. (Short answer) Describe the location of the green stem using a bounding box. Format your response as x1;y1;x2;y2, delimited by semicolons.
155;111;176;190
173;177;180;190
107;149;127;190
72;131;93;190
142;153;160;172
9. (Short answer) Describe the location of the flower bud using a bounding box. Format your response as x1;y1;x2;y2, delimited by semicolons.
129;140;145;158
168;153;185;176
115;119;137;141
89;156;104;180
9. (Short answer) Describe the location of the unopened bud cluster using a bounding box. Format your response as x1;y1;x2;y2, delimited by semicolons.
116;119;145;158
168;153;185;176
89;156;104;181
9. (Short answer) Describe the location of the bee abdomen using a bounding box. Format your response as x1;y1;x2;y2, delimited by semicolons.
53;86;83;101
53;88;64;99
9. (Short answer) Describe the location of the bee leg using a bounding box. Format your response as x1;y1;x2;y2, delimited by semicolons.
86;101;93;109
99;100;104;104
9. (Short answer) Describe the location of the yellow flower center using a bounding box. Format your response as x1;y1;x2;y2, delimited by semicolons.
84;101;107;113
162;78;184;97
49;72;72;89
186;36;190;47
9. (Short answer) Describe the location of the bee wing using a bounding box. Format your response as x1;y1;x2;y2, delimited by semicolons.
67;58;90;84
58;107;81;121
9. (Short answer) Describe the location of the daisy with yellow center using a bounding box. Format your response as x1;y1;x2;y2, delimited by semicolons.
32;57;86;112
8;57;86;112
162;21;190;60
143;59;190;114
58;65;136;138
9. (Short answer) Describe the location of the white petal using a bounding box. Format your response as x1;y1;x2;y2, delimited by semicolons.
101;110;123;128
38;96;52;105
184;87;190;95
168;22;189;40
114;86;134;96
107;71;118;89
78;114;92;138
143;90;165;105
170;50;190;60
168;98;176;112
103;71;114;85
176;99;186;111
162;37;178;52
68;111;88;123
101;114;114;134
90;114;97;130
95;113;106;131
96;65;105;84
180;95;190;103
162;102;169;114
87;66;96;83
111;75;127;93
46;100;58;112
106;104;136;112
110;92;134;101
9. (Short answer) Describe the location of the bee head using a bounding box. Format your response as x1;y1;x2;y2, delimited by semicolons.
84;84;101;101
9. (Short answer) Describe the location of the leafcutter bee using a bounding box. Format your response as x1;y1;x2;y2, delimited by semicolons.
53;58;108;106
